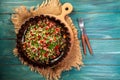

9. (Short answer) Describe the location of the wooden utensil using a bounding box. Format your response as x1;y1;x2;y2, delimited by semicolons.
78;18;93;55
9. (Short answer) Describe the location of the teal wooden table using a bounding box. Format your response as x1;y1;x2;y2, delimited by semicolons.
0;0;120;80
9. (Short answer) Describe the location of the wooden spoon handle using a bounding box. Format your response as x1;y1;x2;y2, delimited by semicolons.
84;34;93;55
82;34;86;55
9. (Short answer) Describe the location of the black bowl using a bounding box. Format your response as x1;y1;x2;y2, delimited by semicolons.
17;15;71;68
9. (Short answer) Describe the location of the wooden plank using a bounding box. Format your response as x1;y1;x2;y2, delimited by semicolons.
0;65;44;80
0;25;16;39
0;65;120;80
0;13;120;39
0;56;21;65
0;40;120;65
1;0;120;13
0;14;11;20
0;40;16;56
0;14;16;39
71;13;120;39
61;65;120;80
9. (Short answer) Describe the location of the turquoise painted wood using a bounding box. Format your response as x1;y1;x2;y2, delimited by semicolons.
0;0;120;80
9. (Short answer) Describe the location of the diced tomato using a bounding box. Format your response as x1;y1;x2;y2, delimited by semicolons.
45;26;49;30
55;28;60;32
52;55;56;59
43;37;47;40
49;38;52;43
54;37;56;41
39;26;43;28
38;35;41;38
23;42;27;45
46;21;49;24
38;47;40;50
38;21;41;24
43;47;47;50
33;49;37;52
38;40;40;44
27;43;30;47
30;31;32;34
38;52;40;56
31;33;34;36
44;53;48;57
40;40;44;43
54;45;59;51
23;44;26;49
34;27;37;30
57;52;60;55
45;32;48;35
44;43;48;48
48;22;54;27
31;47;35;50
54;28;60;34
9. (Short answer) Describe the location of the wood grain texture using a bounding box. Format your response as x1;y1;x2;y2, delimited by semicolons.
1;13;120;39
0;65;120;80
0;0;120;80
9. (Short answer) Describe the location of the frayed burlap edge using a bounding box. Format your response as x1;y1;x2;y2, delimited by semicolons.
12;0;83;80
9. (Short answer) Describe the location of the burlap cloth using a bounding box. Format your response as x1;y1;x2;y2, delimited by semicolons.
11;0;83;80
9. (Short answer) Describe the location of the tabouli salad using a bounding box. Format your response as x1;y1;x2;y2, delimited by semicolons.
23;17;67;64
